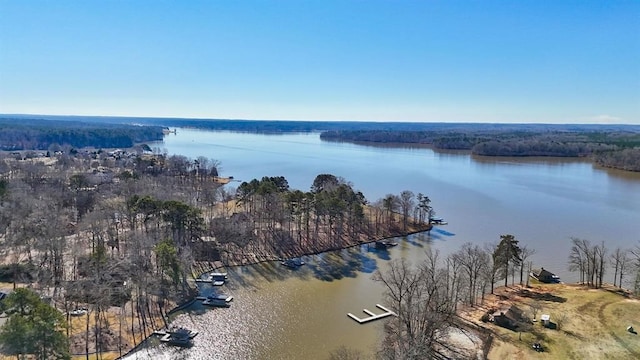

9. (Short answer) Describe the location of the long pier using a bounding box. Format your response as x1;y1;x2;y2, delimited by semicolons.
347;304;397;324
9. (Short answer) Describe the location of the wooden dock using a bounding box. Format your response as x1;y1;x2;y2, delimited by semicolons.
347;304;397;324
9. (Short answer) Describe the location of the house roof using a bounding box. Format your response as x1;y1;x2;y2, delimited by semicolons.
494;305;526;322
534;268;555;278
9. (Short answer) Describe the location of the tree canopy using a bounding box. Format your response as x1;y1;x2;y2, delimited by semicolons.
0;288;70;360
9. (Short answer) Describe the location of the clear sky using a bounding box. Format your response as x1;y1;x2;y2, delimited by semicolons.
0;1;638;123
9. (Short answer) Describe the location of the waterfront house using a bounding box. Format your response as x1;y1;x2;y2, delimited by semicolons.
531;267;559;283
493;305;528;330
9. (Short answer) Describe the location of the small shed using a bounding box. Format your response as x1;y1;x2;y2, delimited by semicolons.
540;314;550;327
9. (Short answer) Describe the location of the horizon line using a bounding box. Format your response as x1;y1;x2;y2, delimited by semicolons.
1;112;639;126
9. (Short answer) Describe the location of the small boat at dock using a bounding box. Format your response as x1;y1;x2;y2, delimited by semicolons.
154;327;198;347
196;293;233;302
195;272;228;286
210;272;228;280
281;258;305;268
375;240;398;249
202;297;231;307
430;217;448;225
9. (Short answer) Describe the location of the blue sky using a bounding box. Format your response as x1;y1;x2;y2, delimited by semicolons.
0;1;638;123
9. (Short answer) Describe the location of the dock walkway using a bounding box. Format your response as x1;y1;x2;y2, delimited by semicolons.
347;304;397;324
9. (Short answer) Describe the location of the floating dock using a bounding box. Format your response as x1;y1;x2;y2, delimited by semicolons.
347;304;397;324
194;272;228;285
194;278;225;286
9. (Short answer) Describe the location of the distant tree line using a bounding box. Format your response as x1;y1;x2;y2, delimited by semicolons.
4;115;639;170
8;114;639;135
320;129;640;171
594;148;640;172
0;118;164;150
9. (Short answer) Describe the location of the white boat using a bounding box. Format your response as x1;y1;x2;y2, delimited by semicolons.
197;294;233;302
210;294;233;302
202;297;231;307
210;272;228;280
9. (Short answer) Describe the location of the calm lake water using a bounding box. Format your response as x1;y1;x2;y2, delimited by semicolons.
127;128;640;360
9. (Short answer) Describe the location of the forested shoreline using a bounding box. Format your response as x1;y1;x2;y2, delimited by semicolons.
2;115;639;171
320;129;640;171
0;118;165;150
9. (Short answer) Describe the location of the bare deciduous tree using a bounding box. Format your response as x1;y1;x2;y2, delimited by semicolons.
453;242;490;306
398;190;414;231
568;238;608;288
519;245;535;286
610;247;631;288
529;300;542;321
372;251;457;359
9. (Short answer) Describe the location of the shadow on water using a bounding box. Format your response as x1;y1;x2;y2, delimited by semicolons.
364;245;391;261
308;247;381;282
209;231;442;293
225;260;318;291
404;235;426;248
431;227;456;237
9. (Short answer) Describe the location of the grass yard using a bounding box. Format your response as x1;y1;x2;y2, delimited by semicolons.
460;282;640;360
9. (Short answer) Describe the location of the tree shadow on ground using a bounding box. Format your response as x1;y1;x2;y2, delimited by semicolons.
604;286;633;298
564;329;585;340
516;288;567;303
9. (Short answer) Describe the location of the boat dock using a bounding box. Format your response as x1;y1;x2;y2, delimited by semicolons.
152;328;198;338
194;278;225;285
347;304;397;324
194;272;228;285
